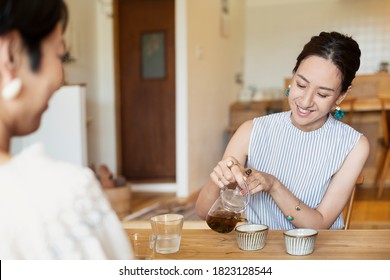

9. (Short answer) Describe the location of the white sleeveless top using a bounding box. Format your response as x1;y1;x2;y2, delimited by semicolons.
246;111;361;229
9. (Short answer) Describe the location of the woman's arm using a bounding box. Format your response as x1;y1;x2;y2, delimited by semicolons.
196;119;369;229
239;134;370;229
310;135;369;228
195;120;253;219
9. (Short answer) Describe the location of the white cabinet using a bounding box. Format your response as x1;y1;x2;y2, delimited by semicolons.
11;85;88;167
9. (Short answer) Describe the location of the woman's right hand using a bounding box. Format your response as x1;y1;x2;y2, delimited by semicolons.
196;120;252;220
210;156;247;189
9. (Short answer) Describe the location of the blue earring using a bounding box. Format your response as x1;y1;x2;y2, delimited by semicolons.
285;85;291;96
334;106;345;120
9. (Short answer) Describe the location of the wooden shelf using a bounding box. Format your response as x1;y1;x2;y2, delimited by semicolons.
227;99;284;137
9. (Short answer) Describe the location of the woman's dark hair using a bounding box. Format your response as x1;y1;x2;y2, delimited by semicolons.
0;0;68;71
293;31;361;92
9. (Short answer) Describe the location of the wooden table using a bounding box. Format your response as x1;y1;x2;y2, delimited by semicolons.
124;222;390;260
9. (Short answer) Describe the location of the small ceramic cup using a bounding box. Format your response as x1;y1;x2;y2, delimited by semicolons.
235;224;269;251
284;228;318;256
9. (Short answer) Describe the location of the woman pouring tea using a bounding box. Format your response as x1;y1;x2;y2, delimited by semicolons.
196;31;369;230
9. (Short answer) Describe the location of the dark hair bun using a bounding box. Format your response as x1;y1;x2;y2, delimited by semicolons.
293;31;361;92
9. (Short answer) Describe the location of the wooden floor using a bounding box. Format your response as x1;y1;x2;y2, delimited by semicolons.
128;185;390;229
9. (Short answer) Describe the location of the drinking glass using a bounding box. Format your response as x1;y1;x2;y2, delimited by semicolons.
150;214;184;254
128;233;156;260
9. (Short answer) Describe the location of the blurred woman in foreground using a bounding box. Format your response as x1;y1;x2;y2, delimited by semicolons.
0;0;132;259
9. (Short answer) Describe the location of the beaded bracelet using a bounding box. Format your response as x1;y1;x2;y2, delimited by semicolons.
285;200;302;221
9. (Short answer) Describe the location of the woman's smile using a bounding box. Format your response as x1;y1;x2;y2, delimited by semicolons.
296;105;315;116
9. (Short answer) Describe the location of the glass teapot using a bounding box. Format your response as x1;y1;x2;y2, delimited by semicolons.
206;170;251;233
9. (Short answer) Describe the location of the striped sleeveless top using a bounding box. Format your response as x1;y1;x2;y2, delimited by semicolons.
246;111;362;229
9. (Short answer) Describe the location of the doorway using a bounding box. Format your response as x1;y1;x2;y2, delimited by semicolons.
117;0;176;183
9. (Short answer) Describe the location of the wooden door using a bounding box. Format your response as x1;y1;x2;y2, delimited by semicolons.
117;0;175;182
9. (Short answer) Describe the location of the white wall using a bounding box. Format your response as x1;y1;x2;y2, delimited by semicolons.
175;0;189;196
64;0;117;173
187;0;245;195
244;0;390;92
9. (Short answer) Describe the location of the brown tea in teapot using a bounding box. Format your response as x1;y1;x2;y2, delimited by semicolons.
206;210;246;233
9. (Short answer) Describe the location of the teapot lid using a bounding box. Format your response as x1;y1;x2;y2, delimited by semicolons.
220;183;250;213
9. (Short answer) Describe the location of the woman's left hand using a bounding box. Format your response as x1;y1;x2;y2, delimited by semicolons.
245;169;278;194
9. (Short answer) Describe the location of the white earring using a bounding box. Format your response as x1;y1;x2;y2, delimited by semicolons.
2;78;22;100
